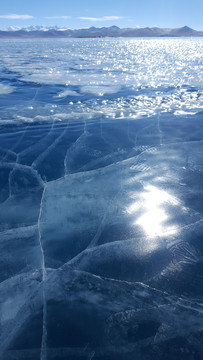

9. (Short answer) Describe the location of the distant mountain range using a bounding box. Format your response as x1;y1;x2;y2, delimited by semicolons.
0;25;203;38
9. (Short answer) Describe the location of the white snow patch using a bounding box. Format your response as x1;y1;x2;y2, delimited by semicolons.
0;84;15;95
80;85;120;96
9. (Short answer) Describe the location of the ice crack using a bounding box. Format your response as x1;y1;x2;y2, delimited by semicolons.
37;185;47;360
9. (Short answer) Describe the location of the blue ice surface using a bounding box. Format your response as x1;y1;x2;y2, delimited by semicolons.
0;38;203;360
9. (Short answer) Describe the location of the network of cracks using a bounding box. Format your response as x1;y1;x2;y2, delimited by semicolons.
1;110;203;359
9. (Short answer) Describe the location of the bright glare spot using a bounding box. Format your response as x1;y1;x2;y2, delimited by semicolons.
127;185;179;238
136;208;167;237
127;202;140;214
143;185;179;206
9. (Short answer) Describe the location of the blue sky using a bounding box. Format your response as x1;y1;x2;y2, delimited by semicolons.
0;0;202;30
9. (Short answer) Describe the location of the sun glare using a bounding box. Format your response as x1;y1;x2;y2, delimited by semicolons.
127;185;179;238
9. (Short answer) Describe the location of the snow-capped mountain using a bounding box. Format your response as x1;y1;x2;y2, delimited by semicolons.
3;25;71;32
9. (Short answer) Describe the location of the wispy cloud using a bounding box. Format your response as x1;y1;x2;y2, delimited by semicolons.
77;16;122;22
0;14;33;19
45;16;70;20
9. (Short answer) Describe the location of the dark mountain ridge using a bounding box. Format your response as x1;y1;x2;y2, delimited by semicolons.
0;25;202;38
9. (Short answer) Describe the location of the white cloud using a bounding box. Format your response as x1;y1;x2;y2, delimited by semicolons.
77;16;122;22
45;16;70;20
0;14;33;19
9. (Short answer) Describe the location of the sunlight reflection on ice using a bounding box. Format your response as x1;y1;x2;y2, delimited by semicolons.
127;185;179;238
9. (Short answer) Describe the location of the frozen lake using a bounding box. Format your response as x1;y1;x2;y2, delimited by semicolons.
0;38;203;359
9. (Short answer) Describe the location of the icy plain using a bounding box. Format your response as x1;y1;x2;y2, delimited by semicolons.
0;38;203;360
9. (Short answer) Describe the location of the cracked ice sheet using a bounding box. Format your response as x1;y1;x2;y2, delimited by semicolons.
0;269;43;359
0;225;41;283
3;268;203;360
43;269;203;352
0;38;203;360
40;141;203;273
0;169;44;232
